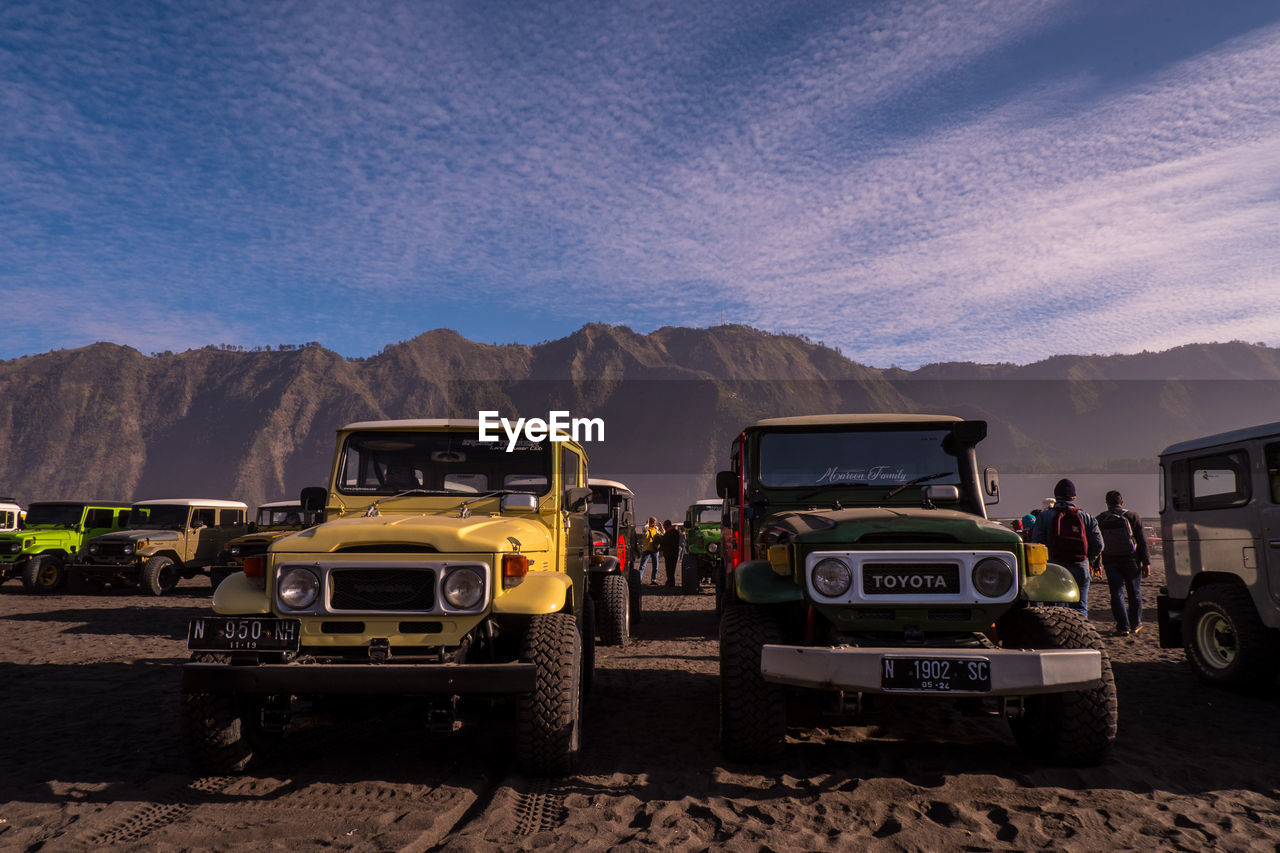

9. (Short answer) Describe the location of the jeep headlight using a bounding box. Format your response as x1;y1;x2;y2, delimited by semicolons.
811;557;852;597
707;541;719;553
972;557;1014;598
279;568;320;609
229;545;241;557
5;542;20;554
122;544;134;555
88;543;100;555
443;567;485;609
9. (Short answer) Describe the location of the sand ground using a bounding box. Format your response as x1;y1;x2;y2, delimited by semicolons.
2;555;1279;852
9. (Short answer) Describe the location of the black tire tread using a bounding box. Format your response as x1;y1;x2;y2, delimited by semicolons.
23;554;63;594
598;574;629;646
516;612;582;775
719;604;786;762
142;556;178;596
1184;584;1280;689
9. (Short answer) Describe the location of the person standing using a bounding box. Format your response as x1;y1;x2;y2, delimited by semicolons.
638;517;662;584
660;519;681;588
1031;479;1103;617
1096;490;1151;636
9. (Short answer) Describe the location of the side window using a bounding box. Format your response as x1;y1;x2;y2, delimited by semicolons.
1173;451;1251;511
561;448;581;489
192;508;217;528
117;509;131;526
1267;443;1280;504
218;509;245;527
84;508;113;528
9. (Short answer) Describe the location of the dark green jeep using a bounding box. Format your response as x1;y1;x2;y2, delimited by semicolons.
715;414;1117;766
682;499;724;596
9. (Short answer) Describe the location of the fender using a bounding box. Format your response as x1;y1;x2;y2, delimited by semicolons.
212;571;271;615
587;555;621;574
735;559;804;605
492;571;574;615
1023;562;1081;604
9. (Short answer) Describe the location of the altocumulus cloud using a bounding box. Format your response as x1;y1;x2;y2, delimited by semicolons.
1;0;1278;366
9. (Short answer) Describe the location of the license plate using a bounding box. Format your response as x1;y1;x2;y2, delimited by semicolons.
188;617;301;652
881;655;991;692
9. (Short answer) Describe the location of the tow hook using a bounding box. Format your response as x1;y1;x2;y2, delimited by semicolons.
368;638;390;663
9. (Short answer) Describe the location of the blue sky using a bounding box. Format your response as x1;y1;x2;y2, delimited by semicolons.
3;0;1279;368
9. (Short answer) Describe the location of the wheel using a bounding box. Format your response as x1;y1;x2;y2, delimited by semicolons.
180;654;267;773
1000;606;1117;766
713;563;726;615
23;555;66;594
516;612;582;775
719;604;786;762
597;574;629;646
210;564;233;590
682;554;699;594
141;556;179;596
1184;585;1280;689
628;568;643;626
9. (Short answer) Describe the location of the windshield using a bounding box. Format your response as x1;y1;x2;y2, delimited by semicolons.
337;430;553;497
256;506;317;527
24;503;84;527
759;429;961;489
129;504;189;529
691;504;721;525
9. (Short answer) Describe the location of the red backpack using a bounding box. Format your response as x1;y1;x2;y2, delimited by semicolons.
1048;506;1089;563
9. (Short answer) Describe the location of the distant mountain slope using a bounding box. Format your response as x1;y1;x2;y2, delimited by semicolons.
2;326;1278;514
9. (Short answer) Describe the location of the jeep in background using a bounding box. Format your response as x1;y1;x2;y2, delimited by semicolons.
587;478;639;644
682;498;724;597
715;414;1117;766
69;499;248;595
209;501;321;590
181;419;594;776
0;501;133;593
0;498;22;533
1156;422;1280;689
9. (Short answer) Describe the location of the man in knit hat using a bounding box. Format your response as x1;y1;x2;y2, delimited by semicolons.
1030;478;1103;617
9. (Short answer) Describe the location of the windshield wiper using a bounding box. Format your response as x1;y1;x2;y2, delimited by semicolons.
364;489;455;517
884;471;953;499
458;490;535;517
790;483;870;504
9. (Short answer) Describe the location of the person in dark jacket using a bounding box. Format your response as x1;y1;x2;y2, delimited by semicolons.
660;520;681;588
1030;478;1103;617
1096;490;1151;636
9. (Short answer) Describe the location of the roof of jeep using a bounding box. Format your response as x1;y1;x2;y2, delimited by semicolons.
1161;420;1280;457
341;419;481;430
749;414;963;429
131;499;248;509
588;478;634;494
29;500;132;508
691;499;722;507
257;500;303;510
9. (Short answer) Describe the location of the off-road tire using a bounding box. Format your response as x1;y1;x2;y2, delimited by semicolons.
23;555;65;594
1001;606;1117;766
516;612;582;775
628;568;642;626
598;574;629;646
181;654;258;773
1184;584;1280;690
682;553;699;594
719;604;786;762
142;555;179;596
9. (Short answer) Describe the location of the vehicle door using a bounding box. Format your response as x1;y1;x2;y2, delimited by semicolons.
560;447;589;606
1167;449;1256;586
82;507;118;539
1262;442;1280;606
190;508;219;563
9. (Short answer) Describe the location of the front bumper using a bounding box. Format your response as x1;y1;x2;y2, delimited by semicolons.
760;645;1102;696
69;560;139;577
181;660;537;696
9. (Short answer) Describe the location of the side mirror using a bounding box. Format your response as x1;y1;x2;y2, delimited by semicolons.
983;467;1000;501
563;486;592;513
924;485;960;503
300;486;328;514
501;493;538;513
622;510;634;528
716;470;737;500
247;521;258;533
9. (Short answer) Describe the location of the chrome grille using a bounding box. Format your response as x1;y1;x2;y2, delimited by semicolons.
861;563;960;595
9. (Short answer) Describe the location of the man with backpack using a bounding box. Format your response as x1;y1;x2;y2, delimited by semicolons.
1030;478;1103;617
1096;490;1151;636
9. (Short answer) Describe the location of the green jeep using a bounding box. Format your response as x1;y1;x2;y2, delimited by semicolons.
181;419;594;776
715;415;1117;766
69;499;248;595
0;501;132;593
209;501;321;590
682;499;724;597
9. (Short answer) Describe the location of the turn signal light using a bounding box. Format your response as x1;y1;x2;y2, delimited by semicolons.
243;555;266;579
1024;543;1048;576
502;554;529;588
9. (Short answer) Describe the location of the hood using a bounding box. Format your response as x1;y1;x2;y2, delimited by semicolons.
278;513;554;555
0;529;67;543
229;530;297;548
763;507;1019;547
92;529;181;544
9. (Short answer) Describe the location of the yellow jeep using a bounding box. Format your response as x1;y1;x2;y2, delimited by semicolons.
180;419;593;775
